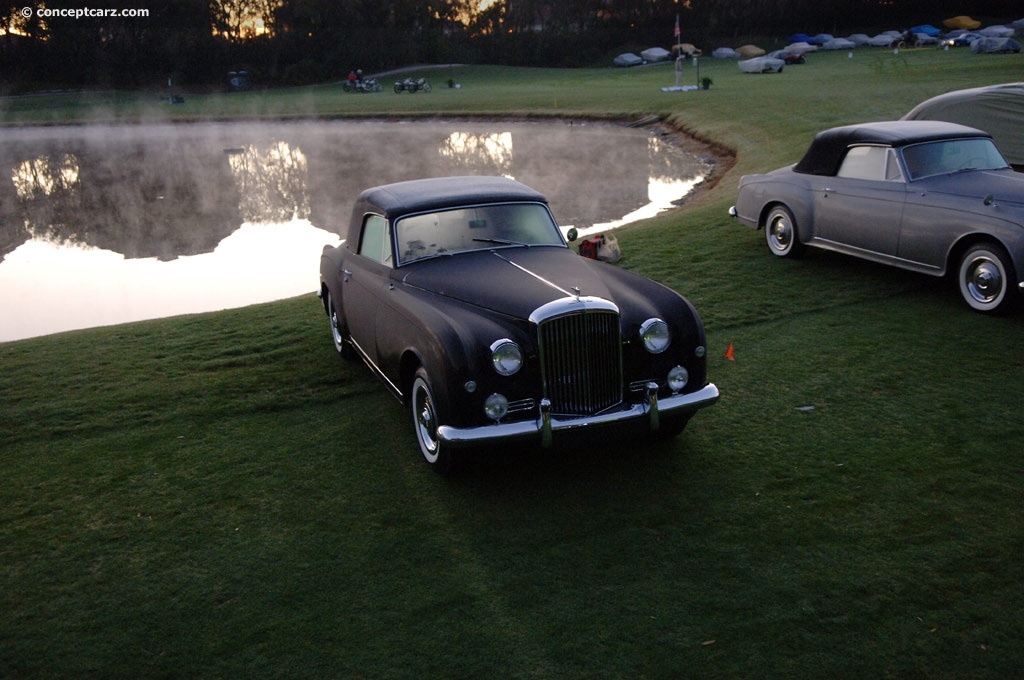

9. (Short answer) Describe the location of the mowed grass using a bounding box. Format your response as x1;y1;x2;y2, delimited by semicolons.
2;48;1023;678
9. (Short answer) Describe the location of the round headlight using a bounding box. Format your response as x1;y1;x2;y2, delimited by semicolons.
484;393;509;421
667;365;689;393
639;318;670;354
490;339;523;376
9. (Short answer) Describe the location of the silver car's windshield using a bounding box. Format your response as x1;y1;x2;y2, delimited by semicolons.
901;138;1010;180
396;202;564;265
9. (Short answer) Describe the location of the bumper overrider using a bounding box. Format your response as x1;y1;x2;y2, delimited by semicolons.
437;382;719;449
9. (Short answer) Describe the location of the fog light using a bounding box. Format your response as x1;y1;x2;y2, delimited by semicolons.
484;393;509;421
667;365;689;393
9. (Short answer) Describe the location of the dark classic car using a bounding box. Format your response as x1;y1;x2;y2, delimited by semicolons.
730;120;1024;313
319;176;718;472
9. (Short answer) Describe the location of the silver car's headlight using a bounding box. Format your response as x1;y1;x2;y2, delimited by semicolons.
490;339;523;376
639;318;670;354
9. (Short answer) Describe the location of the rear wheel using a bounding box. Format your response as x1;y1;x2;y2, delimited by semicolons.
764;205;804;258
411;368;458;475
958;242;1016;314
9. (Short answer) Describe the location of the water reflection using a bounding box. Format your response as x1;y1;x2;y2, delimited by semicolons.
0;120;713;342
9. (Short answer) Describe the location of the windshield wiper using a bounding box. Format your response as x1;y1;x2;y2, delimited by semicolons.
473;237;531;247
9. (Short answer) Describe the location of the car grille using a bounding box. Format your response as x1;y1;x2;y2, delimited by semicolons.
536;309;623;416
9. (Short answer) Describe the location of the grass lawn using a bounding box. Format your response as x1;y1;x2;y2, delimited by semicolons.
2;48;1023;678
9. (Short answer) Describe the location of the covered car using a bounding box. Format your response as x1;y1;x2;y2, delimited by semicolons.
821;38;857;50
902;82;1024;169
979;25;1016;38
729;121;1024;314
320;176;718;472
944;15;982;30
739;57;785;73
736;44;766;58
910;24;942;36
614;52;643;67
971;37;1021;54
641;47;671;62
866;33;901;47
712;47;740;59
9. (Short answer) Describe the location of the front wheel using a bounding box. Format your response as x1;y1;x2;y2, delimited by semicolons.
394;83;402;93
327;291;356;360
958;242;1016;314
421;82;431;93
764;205;804;258
411;368;459;474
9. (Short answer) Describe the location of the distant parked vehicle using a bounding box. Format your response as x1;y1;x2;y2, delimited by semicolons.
394;77;431;93
730;120;1024;313
343;77;382;93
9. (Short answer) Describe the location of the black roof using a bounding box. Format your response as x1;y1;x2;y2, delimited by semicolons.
793;120;992;176
353;176;549;221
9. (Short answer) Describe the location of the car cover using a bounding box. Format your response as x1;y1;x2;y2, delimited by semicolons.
641;47;671;62
902;83;1024;167
970;37;1021;54
943;15;981;30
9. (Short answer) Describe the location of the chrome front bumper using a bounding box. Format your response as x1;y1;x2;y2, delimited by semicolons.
437;382;719;449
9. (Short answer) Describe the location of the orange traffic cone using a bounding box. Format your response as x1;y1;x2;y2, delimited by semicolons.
724;343;735;361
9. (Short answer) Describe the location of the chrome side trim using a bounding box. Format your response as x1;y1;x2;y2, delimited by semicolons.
437;383;720;449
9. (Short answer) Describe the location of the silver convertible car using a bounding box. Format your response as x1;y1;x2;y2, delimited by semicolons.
730;120;1024;313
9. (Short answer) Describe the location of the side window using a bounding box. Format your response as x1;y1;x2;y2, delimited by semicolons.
358;214;392;266
837;145;890;181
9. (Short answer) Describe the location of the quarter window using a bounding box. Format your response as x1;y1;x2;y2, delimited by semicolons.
838;145;900;181
358;214;392;266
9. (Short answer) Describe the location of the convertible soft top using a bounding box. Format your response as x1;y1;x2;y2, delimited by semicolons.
352;176;549;221
793;120;990;176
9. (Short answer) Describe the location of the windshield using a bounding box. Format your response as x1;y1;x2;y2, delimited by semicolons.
396;202;564;265
901;138;1010;180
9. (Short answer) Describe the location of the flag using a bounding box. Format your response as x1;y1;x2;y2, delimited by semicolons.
674;14;680;39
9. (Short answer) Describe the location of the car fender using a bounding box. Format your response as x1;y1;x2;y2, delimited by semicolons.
375;283;534;427
736;168;817;240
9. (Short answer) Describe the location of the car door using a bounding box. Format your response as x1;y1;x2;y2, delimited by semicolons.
812;145;907;257
342;213;394;365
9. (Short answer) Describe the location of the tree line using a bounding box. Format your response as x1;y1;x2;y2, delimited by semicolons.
1;0;1018;90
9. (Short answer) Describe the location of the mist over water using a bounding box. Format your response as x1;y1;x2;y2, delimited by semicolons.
0;119;714;342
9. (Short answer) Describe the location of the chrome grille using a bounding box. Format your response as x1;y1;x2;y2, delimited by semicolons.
537;309;623;416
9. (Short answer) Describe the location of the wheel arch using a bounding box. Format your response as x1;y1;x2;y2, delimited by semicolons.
946;233;1019;281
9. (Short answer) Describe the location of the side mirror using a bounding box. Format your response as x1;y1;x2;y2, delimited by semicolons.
565;227;578;242
983;194;995;207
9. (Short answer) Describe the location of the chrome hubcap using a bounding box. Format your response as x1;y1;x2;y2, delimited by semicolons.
769;217;791;250
966;258;1003;303
415;388;438;455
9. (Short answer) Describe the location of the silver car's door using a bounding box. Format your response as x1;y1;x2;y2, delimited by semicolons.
812;146;907;257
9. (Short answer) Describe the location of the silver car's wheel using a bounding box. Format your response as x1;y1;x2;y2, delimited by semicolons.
958;243;1014;314
411;368;457;474
327;291;356;359
765;205;804;258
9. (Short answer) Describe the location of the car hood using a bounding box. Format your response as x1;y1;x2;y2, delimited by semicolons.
397;247;628;319
919;169;1024;209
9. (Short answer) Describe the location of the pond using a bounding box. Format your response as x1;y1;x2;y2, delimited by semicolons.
0;119;716;342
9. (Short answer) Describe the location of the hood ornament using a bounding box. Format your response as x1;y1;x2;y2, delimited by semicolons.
573;286;581;298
